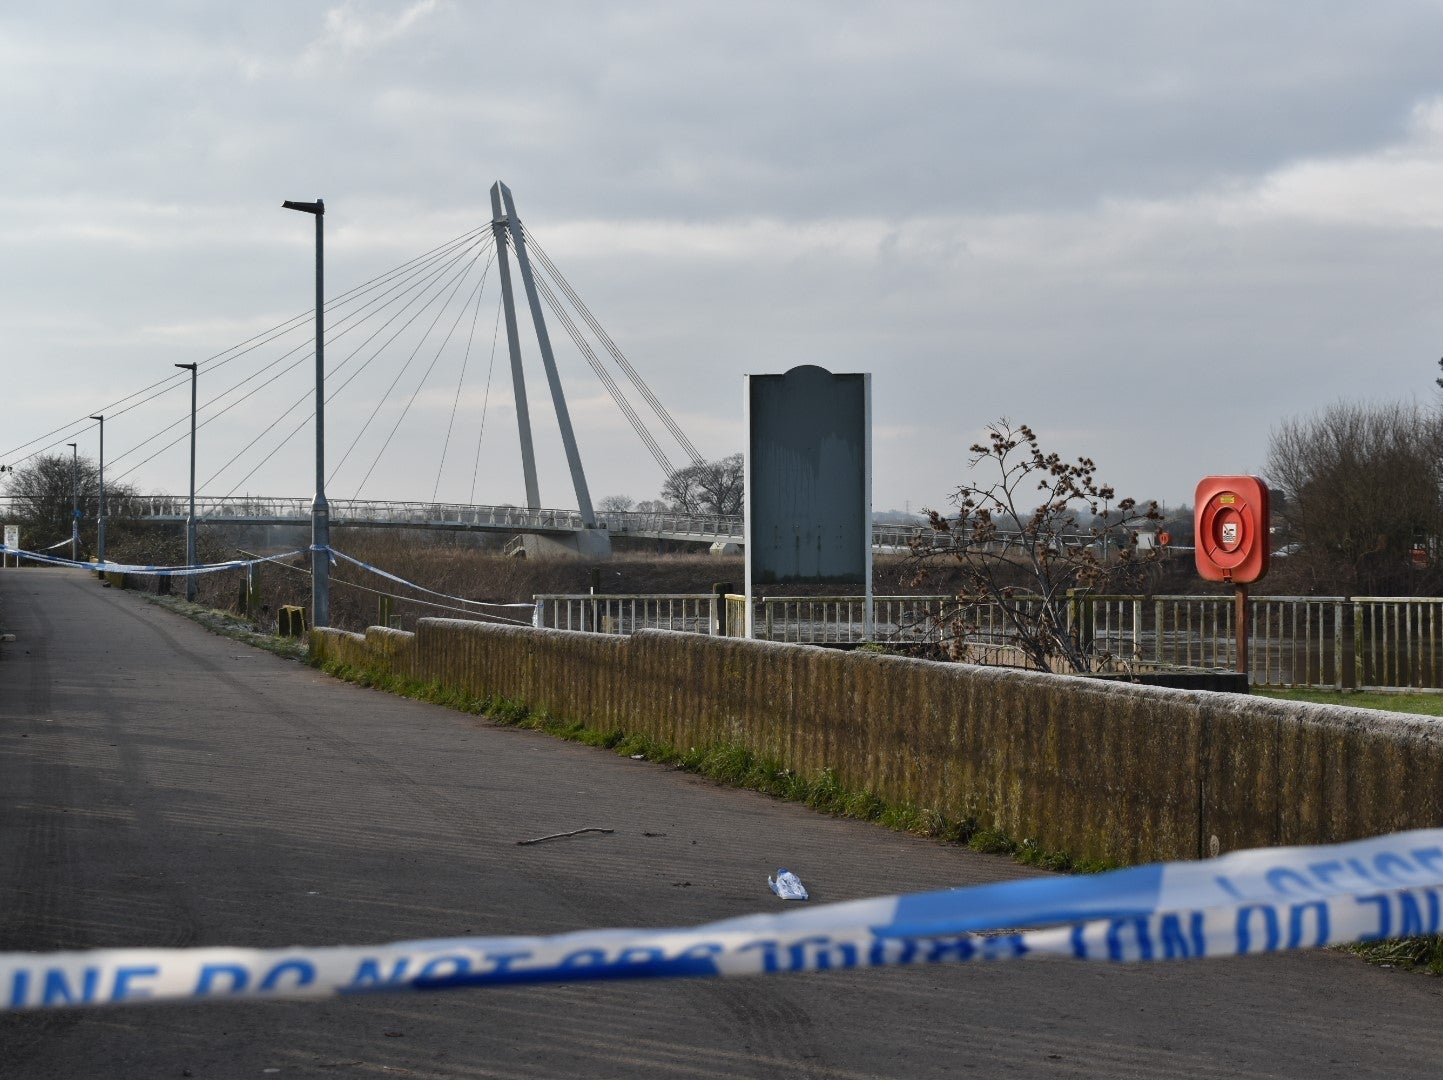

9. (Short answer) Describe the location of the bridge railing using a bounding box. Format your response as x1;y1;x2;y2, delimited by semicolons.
598;511;744;540
8;493;1086;551
83;496;746;540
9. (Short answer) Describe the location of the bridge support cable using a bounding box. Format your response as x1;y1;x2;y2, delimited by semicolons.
113;334;331;482
523;226;707;468
206;234;495;497
329;240;495;491
470;291;505;506
494;181;597;527
316;233;495;406
490;185;542;511
526;259;676;476
104;229;498;487
349;251;499;500
321;226;490;322
433;262;491;503
0;313;316;468
0;228;488;474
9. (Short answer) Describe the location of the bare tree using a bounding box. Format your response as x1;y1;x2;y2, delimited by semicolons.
660;453;744;516
909;420;1160;673
2;452;151;558
1267;400;1443;594
5;453;96;550
597;494;635;513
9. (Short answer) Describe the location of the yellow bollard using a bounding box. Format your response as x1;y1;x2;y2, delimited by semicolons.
278;605;308;637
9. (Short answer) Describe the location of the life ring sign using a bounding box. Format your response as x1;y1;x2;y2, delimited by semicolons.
1194;476;1270;584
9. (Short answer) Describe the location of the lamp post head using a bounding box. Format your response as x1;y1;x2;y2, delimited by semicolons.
89;415;103;423
282;199;324;215
175;363;197;372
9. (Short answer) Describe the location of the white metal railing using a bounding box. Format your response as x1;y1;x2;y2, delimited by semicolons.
1070;595;1346;688
532;594;717;635
753;595;1041;646
1352;598;1443;691
530;591;1443;691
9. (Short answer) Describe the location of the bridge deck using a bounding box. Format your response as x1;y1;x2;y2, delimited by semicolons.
36;495;965;550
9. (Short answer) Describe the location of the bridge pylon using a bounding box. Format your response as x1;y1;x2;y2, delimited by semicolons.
490;181;609;558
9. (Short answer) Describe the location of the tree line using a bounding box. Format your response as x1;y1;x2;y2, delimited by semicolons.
597;453;744;517
1;454;129;556
1266;398;1443;595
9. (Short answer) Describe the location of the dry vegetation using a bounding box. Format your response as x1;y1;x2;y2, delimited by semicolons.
103;522;1205;635
135;529;751;634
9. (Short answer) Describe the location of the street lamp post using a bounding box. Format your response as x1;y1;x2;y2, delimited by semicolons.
89;414;105;566
175;363;198;600
282;197;328;628
66;442;78;561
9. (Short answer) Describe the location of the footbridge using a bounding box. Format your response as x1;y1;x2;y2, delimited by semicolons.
117;495;742;545
1;180;969;569
101;494;954;553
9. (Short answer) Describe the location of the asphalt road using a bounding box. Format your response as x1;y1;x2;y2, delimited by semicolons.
2;568;1442;1079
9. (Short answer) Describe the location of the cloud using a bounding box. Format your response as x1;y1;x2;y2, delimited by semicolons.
1231;98;1443;230
7;3;1443;511
301;0;446;67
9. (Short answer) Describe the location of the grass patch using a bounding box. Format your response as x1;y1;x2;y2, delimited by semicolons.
1256;688;1443;717
311;654;1107;874
1348;935;1443;975
142;593;308;662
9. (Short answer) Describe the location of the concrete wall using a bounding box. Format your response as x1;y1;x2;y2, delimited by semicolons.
312;619;1443;866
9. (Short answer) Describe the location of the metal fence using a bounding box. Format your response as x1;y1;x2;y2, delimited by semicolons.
749;595;954;643
1072;595;1332;688
1352;598;1443;691
529;591;1443;692
532;594;716;636
1057;595;1443;691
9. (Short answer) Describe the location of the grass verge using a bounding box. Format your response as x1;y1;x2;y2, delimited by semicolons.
313;655;1112;875
1255;688;1443;717
138;592;309;662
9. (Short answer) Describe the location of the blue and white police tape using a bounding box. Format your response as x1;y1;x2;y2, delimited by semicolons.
0;545;310;577
0;542;531;621
5;829;1443;1011
327;548;535;621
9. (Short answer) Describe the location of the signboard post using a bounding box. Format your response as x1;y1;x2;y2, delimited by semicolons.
744;366;872;639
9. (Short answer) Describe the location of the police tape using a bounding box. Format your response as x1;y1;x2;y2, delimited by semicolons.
327;548;536;617
0;546;311;577
5;829;1443;1011
0;543;534;620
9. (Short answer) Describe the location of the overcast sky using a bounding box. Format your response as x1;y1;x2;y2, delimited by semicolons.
4;1;1443;516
